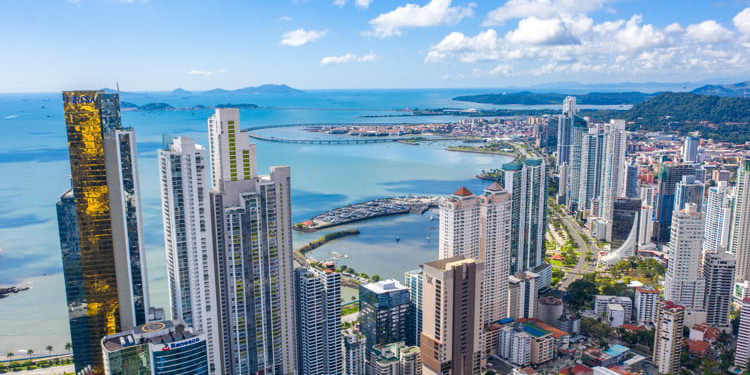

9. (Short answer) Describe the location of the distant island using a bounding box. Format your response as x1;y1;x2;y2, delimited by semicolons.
453;91;655;105
201;84;303;95
691;81;750;97
121;102;258;111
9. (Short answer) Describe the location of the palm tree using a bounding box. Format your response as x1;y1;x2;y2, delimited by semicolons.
6;352;13;360
64;343;72;354
26;349;33;358
46;345;53;355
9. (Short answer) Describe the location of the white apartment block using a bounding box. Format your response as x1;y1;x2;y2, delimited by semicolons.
343;332;366;375
703;252;736;328
736;298;750;369
704;181;734;254
158;136;221;374
653;301;685;375
732;157;750;284
594;296;632;322
664;203;706;311
634;286;659;325
596;120;628;242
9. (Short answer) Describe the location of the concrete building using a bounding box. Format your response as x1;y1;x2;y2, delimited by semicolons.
594;296;632;322
556;96;577;169
653;301;685;375
736;298;750;369
420;256;483;375
634;286;660;325
369;342;421;375
732;157;750;285
509;272;539;319
606;304;625;327
536;296;564;326
101;320;209;375
611;198;641;251
673;175;704;214
683;136;699;163
500;159;550;279
578;125;603;213
703;252;736;328
625;161;639;199
439;183;512;325
295;266;342;375
405;269;424;347
207;108;297;375
665;203;706;310
343;332;366;375
59;91;150;374
158;136;221;374
499;327;532;367
566;119;589;212
704;181;734;254
595;120;628;242
360;279;410;351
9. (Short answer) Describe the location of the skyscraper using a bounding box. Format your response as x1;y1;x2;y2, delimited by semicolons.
158;136;221;374
207;108;297;375
596;120;628;242
655;164;696;243
343;332;366;375
420;256;483;375
702;252;735;327
673;175;704;214
359;280;410;351
500;159;549;276
731;157;750;285
556;96;577;168
59;90;150;374
578;126;604;212
625;160;639;199
404;269;424;347
704;181;734;254
295;266;342;375
683;136;699;163
566;120;589;212
508;271;538;319
664;203;705;310
737;298;750;369
653;301;684;375
438;182;512;326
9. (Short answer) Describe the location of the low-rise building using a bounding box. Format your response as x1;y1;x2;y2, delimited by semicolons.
689;323;721;342
583;345;630;368
595;296;633;321
634;286;660;325
607;304;625;327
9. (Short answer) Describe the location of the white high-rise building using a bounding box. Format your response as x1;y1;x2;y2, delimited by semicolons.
702;252;736;327
638;204;654;247
508;272;538;319
439;183;512;325
208;108;297;375
653;301;685;375
343;332;366;375
596;120;628;242
732;157;750;285
158;136;221;374
683;136;699;163
578;126;603;212
566;121;588;212
737;298;750;369
556;96;577;169
295;266;342;375
634;286;660;325
704;182;734;254
664;203;705;310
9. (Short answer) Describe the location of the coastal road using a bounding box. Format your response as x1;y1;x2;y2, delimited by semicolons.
558;215;592;290
13;365;73;374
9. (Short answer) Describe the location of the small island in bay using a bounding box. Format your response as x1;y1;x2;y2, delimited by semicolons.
0;285;30;300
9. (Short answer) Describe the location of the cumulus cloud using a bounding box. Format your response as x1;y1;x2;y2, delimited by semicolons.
368;0;474;38
333;0;346;6
686;20;734;43
356;0;373;8
734;8;750;36
489;64;514;76
321;52;379;65
281;28;328;47
506;17;580;45
484;0;609;26
279;15;293;22
189;69;227;76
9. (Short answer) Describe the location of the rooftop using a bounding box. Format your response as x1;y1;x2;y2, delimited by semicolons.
453;186;473;197
603;344;630;358
362;279;408;294
102;320;194;352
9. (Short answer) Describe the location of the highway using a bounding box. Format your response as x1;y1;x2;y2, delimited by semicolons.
557;214;594;290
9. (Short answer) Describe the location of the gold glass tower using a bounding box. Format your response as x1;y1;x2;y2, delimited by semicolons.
61;91;149;374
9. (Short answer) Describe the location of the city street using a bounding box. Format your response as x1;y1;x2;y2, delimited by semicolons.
558;214;593;290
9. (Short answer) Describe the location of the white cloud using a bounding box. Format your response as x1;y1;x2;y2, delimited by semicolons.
734;8;750;36
280;28;328;47
333;0;346;7
484;0;609;26
665;23;683;33
686;20;734;44
368;0;474;38
321;52;380;65
279;15;293;22
489;64;514;76
608;15;668;52
505;17;580;45
425;29;506;63
356;0;373;8
189;69;227;76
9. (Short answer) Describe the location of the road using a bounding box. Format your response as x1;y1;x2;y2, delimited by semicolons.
12;365;73;374
558;214;592;290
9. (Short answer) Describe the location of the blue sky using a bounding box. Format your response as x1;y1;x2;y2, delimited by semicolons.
1;0;750;92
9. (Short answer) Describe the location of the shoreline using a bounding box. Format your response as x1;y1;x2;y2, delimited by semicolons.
444;147;517;157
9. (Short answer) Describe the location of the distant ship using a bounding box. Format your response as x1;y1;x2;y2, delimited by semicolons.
396;236;400;242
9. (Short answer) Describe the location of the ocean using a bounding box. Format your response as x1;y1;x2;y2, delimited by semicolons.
0;88;520;355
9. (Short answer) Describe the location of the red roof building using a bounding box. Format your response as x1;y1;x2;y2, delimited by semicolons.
453;186;473;197
686;340;710;357
559;364;593;375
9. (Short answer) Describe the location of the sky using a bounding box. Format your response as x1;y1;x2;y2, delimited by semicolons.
2;0;750;92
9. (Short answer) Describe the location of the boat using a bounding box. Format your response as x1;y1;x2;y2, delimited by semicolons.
396;236;401;242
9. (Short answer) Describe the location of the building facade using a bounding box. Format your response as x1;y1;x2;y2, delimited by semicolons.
731;157;750;284
359;280;410;352
596;120;628;242
295;266;342;375
735;298;750;369
369;342;421;375
59;90;150;374
405;269;424;347
158;136;221;373
704;181;734;254
556;96;577;168
655;164;696;243
634;286;659;325
343;332;366;375
653;301;685;375
207;109;297;375
665;203;706;310
509;272;539;319
420;256;483;375
703;252;736;328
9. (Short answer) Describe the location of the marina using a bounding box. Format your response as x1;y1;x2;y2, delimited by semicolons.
294;195;443;232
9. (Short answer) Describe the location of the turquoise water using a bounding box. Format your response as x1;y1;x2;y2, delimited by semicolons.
0;89;513;355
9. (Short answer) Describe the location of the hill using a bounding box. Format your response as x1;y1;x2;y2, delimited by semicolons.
589;92;750;143
453;91;654;105
202;84;303;95
691;81;750;97
171;88;192;95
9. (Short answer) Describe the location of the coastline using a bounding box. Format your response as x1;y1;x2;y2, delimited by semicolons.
444;147;517;157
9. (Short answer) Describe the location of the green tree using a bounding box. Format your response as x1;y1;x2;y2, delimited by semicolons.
46;345;53;355
27;349;33;358
6;352;13;360
371;275;381;282
568;277;597;310
64;343;72;354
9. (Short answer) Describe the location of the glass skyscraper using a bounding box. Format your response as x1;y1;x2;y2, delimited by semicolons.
359;280;410;352
59;90;150;374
